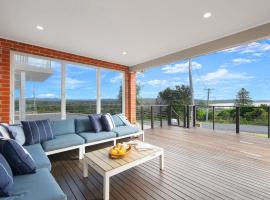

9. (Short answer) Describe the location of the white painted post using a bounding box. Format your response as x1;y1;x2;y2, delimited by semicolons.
9;52;15;123
20;71;26;121
61;62;66;119
96;69;101;114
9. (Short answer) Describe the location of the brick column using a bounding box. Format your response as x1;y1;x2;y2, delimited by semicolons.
125;71;136;123
0;42;10;123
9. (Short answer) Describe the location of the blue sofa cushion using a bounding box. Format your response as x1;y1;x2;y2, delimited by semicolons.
52;119;75;136
78;131;116;143
0;153;13;197
88;114;103;133
7;125;25;146
5;168;67;200
112;126;140;137
41;134;84;152
112;115;125;127
75;118;92;134
23;144;51;171
101;114;115;131
21;119;54;145
0;139;36;175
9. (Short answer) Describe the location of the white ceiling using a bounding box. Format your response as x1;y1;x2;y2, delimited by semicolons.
1;0;270;67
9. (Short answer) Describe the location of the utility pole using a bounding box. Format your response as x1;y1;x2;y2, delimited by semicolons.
188;58;194;106
188;58;195;126
204;88;213;121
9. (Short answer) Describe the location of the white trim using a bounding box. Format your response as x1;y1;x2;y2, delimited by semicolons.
84;137;115;148
96;69;101;114
20;71;26;121
61;62;66;119
115;131;144;141
45;144;82;156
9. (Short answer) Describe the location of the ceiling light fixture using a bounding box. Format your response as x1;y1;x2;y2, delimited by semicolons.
122;51;127;55
36;25;44;30
203;12;212;18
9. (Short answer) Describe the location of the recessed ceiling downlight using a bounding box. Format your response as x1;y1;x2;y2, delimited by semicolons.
203;12;212;18
36;25;44;30
122;51;127;55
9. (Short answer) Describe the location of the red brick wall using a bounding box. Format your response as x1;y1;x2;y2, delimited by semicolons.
125;71;137;123
0;38;136;123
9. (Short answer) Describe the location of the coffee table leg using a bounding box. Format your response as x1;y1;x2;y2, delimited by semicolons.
104;174;110;200
160;152;164;170
83;160;88;177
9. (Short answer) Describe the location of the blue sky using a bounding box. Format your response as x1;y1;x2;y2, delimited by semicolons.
138;39;270;101
24;63;123;100
23;38;270;101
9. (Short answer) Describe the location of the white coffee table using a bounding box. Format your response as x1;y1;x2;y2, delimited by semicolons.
83;141;164;200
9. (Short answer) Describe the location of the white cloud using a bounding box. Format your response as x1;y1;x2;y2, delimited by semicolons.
147;80;168;87
232;58;255;65
110;74;123;83
199;69;253;82
37;93;57;98
162;61;202;74
222;42;270;55
66;77;86;89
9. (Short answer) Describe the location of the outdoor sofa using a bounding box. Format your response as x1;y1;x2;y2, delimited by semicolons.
0;114;144;200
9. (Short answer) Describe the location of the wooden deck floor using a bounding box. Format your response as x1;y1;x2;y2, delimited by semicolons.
50;126;270;200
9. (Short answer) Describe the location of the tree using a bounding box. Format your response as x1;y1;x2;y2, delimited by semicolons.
234;88;253;106
156;85;191;106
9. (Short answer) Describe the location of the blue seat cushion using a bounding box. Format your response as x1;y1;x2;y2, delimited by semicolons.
52;119;75;136
41;134;84;152
21;119;55;145
113;126;140;137
0;139;36;175
23;144;51;171
78;132;116;143
3;168;67;200
75;118;92;134
0;153;13;197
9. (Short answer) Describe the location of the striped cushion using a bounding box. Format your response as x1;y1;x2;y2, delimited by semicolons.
0;124;11;139
21;119;55;145
0;138;36;175
101;114;116;131
0;153;13;197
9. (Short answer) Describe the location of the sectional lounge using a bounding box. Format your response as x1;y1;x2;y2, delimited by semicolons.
0;115;144;200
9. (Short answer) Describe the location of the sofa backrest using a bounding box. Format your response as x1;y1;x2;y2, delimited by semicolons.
112;115;125;127
52;119;75;136
75;118;92;134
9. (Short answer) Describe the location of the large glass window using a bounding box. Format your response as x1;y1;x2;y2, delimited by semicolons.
66;64;96;119
12;53;125;122
101;69;123;114
13;54;61;122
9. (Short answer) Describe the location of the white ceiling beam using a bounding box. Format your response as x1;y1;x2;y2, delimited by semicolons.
130;22;270;72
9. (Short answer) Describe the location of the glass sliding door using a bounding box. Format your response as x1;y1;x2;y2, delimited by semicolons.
66;64;96;119
101;69;124;114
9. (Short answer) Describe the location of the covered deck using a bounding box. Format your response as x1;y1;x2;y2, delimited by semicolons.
51;126;270;200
